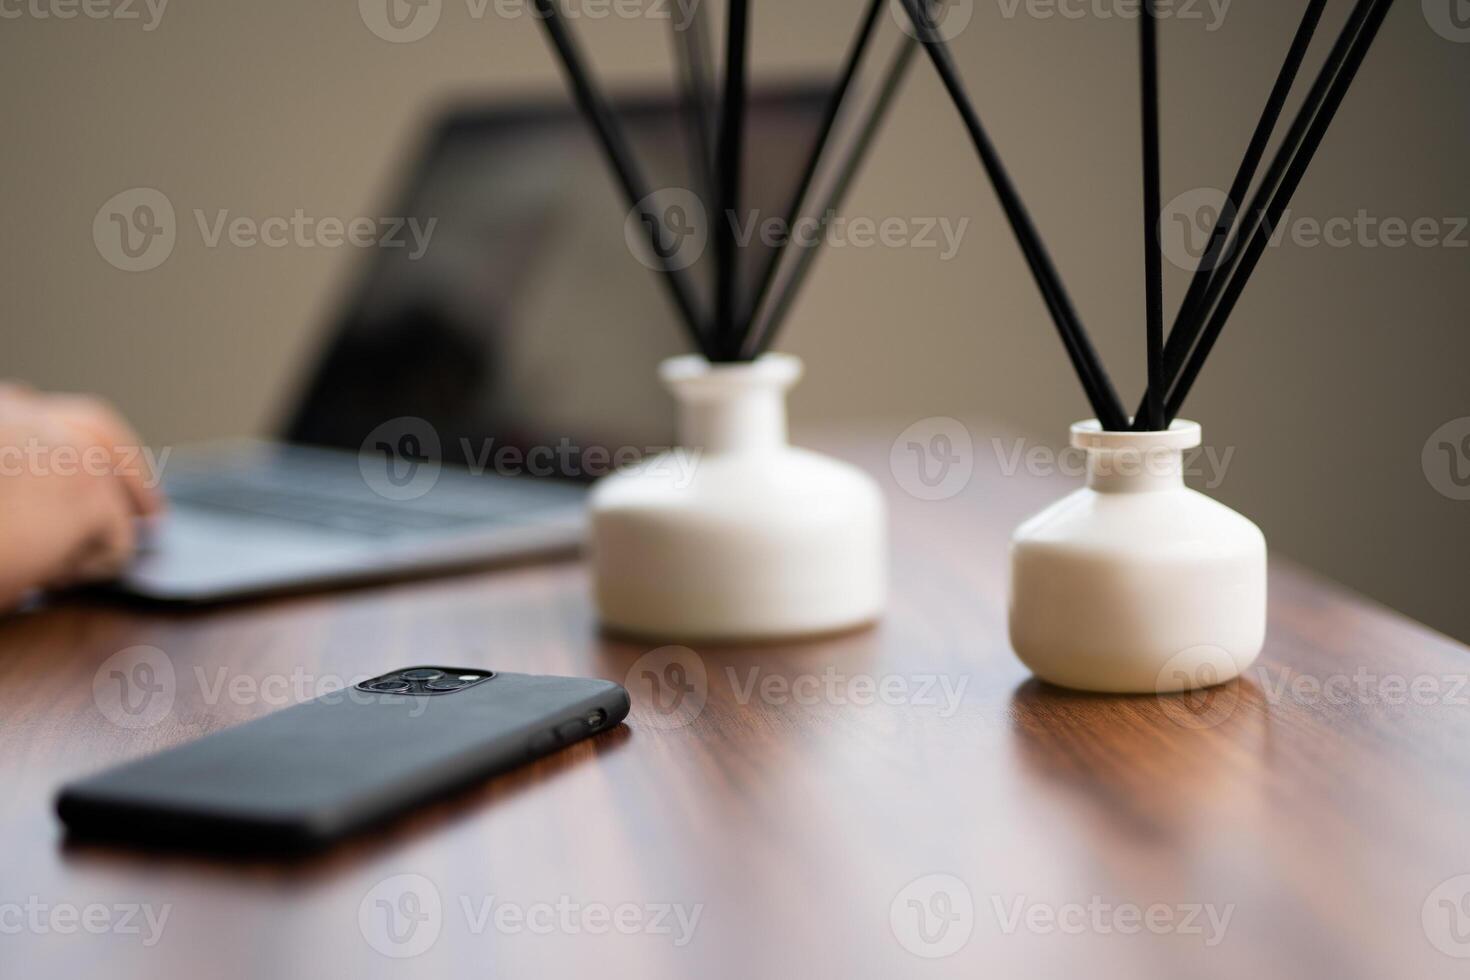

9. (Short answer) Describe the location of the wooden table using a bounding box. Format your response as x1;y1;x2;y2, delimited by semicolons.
4;423;1469;979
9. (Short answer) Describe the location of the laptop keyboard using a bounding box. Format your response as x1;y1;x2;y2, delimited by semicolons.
168;483;482;537
166;450;580;539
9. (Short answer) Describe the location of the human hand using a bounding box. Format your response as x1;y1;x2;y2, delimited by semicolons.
0;384;165;608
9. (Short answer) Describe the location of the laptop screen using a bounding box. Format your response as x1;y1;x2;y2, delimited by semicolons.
283;88;829;481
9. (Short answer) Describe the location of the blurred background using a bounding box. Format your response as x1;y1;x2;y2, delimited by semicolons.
2;1;1467;640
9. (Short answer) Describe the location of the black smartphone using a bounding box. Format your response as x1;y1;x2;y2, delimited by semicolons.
57;667;630;852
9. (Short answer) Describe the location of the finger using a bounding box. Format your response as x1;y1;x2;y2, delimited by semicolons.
0;381;38;402
54;482;138;586
44;394;165;517
0;383;43;425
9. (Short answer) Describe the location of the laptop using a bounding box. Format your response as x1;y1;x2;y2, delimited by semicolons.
119;88;829;601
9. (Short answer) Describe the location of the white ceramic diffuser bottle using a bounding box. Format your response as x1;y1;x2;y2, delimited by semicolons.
589;353;885;642
1008;420;1266;693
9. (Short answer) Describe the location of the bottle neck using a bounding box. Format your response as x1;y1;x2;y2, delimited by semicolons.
678;390;788;454
1086;447;1185;493
662;353;802;456
1070;418;1201;494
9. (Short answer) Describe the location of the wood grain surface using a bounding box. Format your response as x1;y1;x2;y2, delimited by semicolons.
2;421;1469;979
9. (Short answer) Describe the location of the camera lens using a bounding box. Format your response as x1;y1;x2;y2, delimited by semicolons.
425;677;470;692
400;668;445;681
366;679;411;693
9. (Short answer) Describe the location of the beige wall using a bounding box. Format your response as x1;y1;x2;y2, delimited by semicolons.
3;2;1468;640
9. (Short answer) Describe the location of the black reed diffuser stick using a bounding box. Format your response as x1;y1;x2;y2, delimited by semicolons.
670;0;717;211
739;0;887;342
744;37;921;359
1130;0;1328;429
1172;0;1328;344
1158;0;1383;411
532;0;707;351
890;0;1394;431
1139;0;1166;431
898;0;1129;429
538;0;912;364
1164;0;1396;420
1174;0;1380;360
712;0;751;360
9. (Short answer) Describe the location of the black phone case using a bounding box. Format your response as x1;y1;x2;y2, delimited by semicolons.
56;669;630;852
